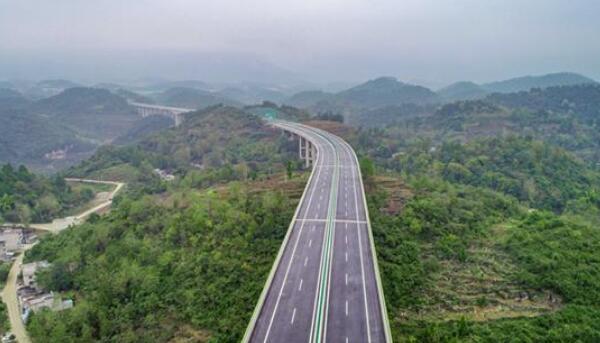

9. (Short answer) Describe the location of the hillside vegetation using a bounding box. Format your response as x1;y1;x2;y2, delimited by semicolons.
67;105;297;186
0;87;174;172
23;106;305;342
320;97;600;341
153;87;240;109
0;164;97;223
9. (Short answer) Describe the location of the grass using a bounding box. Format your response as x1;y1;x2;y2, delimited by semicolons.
408;225;562;324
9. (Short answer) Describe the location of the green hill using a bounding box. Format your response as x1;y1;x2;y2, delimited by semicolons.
486;83;600;124
335;76;441;107
482;72;596;93
437;81;488;101
0;164;98;223
67;105;296;184
0;88;31;109
0;87;173;172
0;107;95;169
23;79;83;99
284;90;333;108
23;105;304;342
216;85;287;104
29;87;139;144
153;87;240;109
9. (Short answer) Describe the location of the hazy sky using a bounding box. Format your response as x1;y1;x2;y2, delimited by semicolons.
1;0;599;87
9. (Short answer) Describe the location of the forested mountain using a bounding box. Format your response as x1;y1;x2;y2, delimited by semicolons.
22;79;83;100
0;107;95;170
112;88;155;104
32;87;131;116
215;85;288;104
437;81;488;101
0;164;96;223
14;78;600;342
286;77;442;125
149;80;211;91
486;83;600;125
23;105;304;342
153;87;241;109
0;88;31;109
284;90;333;108
348;83;600;163
482;72;596;93
0;87;172;172
436;72;597;102
336;77;441;107
67;105;297;185
304;116;600;341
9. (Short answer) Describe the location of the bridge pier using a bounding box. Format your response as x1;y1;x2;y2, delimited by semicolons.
131;102;189;127
296;134;317;168
306;140;312;168
299;136;306;160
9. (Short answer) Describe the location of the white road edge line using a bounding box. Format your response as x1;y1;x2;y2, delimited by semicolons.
340;135;373;343
261;134;326;343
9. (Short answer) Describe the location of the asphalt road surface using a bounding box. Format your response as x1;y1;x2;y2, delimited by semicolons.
246;121;390;343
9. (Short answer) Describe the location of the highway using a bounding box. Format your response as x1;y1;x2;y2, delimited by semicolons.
244;121;391;343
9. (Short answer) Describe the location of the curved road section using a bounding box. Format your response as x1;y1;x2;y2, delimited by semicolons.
244;121;392;343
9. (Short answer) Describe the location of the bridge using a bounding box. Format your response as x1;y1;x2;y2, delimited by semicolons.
129;102;191;126
244;120;392;343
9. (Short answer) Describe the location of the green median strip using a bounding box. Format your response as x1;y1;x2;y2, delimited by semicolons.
311;133;340;343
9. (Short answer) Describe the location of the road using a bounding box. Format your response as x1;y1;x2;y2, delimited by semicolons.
0;179;124;343
244;121;391;343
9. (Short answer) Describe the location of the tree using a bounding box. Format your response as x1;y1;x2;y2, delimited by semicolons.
17;204;31;227
0;194;13;212
286;160;294;180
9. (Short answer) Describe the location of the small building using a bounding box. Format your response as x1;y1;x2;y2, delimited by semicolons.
23;293;54;313
22;261;50;290
154;168;175;181
0;229;23;252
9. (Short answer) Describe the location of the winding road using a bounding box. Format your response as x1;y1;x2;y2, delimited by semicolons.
0;179;124;343
244;121;392;343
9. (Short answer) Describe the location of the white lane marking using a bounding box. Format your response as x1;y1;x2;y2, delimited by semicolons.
309;239;312;248
345;235;348;245
342;138;373;343
345;273;348;286
262;134;326;343
291;308;297;324
308;133;338;343
345;251;348;262
346;337;349;343
345;300;348;316
299;279;303;291
304;257;308;266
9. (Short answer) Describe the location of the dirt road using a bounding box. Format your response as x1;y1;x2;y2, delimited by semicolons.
0;179;124;342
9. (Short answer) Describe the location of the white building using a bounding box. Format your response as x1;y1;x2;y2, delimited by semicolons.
0;228;23;252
